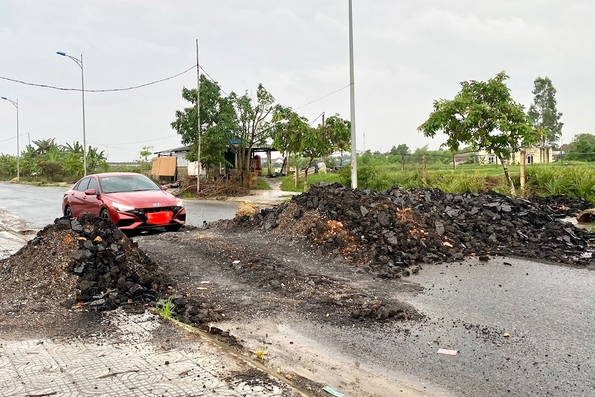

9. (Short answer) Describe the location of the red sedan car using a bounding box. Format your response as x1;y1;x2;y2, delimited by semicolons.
62;172;186;232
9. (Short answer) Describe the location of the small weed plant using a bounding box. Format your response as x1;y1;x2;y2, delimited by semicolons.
253;348;268;362
157;297;175;320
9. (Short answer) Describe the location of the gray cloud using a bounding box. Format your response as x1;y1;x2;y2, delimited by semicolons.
1;1;592;160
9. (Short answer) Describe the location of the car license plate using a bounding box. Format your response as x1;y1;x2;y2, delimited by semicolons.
146;211;173;225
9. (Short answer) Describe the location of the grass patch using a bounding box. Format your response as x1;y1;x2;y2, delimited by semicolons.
157;297;175;320
280;172;342;192
254;178;271;190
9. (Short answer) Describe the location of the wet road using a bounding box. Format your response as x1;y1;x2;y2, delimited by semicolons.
279;256;595;396
0;182;239;230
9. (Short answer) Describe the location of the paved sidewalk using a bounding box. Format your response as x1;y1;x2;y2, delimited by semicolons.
0;310;298;397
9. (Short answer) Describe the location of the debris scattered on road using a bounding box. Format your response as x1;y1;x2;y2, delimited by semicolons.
323;385;347;397
437;348;459;356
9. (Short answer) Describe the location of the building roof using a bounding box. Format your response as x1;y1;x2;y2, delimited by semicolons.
153;146;191;155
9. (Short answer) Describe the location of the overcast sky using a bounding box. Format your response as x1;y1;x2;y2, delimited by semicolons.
1;1;593;162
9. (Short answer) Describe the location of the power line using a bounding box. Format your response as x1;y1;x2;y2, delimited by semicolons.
89;135;179;147
197;65;348;114
295;84;351;110
309;112;325;126
199;65;229;96
0;65;196;92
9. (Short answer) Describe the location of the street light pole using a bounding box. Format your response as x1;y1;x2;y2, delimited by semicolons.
348;0;358;189
57;51;87;176
1;96;19;180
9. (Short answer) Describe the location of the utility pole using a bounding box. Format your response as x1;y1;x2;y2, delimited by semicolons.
196;39;201;193
348;0;358;189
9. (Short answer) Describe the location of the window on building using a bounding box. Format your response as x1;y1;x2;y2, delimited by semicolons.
527;155;534;164
488;155;495;164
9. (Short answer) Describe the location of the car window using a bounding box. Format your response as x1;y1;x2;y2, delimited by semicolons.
99;175;160;193
75;178;90;192
87;177;98;192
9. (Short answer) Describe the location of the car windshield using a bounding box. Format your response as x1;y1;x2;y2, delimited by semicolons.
99;175;161;194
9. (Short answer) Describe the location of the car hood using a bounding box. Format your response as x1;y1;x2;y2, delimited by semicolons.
102;190;180;209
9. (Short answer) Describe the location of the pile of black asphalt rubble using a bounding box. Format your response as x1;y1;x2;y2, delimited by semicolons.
230;183;595;278
6;184;595;332
2;215;219;327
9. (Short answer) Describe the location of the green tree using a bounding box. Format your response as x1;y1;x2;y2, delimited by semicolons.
232;84;276;175
418;71;537;195
85;146;108;174
565;133;595;162
271;105;310;174
322;114;351;168
389;144;411;169
171;76;237;168
390;144;410;156
528;77;563;147
32;138;60;156
0;154;17;178
323;115;351;153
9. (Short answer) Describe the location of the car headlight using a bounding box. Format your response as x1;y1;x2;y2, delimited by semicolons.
176;199;184;207
112;202;136;212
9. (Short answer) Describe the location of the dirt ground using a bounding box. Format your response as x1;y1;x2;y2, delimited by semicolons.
134;226;422;327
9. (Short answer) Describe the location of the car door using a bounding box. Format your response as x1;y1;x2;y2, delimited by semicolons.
83;176;103;216
69;178;90;216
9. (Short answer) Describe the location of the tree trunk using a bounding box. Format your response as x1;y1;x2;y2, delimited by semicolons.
520;150;526;197
422;156;427;185
499;155;516;197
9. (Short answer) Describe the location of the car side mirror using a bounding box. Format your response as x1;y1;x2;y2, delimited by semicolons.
161;185;168;191
84;188;97;196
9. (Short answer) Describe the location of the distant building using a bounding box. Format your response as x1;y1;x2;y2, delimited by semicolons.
473;147;555;165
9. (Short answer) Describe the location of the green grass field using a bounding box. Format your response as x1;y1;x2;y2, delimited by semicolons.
276;161;595;204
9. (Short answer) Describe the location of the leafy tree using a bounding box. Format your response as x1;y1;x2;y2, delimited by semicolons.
232;84;276;175
271;105;310;174
0;154;17;178
390;144;410;156
565;133;595;162
32;138;60;156
528;77;563;147
418;71;537;195
85;146;109;174
171;76;237;167
323;115;351;153
140;146;153;162
321;114;351;168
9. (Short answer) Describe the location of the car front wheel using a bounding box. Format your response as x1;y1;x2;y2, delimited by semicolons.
100;208;111;222
64;205;73;218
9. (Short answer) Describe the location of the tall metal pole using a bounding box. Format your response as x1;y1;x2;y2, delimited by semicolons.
15;99;19;180
80;54;87;176
348;0;358;189
56;51;87;176
1;97;19;180
196;39;201;193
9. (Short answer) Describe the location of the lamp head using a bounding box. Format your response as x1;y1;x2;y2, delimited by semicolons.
1;97;7;100
56;51;66;56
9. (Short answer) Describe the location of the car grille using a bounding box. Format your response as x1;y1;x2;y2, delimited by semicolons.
126;206;182;216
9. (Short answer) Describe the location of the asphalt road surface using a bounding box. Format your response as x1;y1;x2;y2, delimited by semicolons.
2;182;595;396
268;257;595;396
